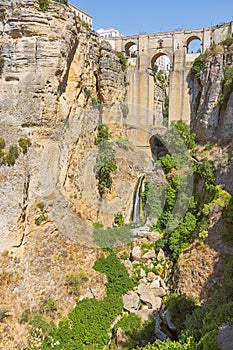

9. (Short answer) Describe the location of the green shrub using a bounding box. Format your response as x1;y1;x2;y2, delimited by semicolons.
220;66;233;109
171;120;196;149
2;146;19;166
142;181;165;220
121;103;129;118
194;160;216;188
95;137;117;196
18;137;30;154
191;54;207;81
38;0;49;11
158;154;176;173
93;225;133;249
35;214;48;226
65;272;87;296
37;202;45;212
92;97;101;108
94;124;111;145
117;51;127;71
135;337;197;349
114;213;124;226
165;294;199;334
0;137;5;149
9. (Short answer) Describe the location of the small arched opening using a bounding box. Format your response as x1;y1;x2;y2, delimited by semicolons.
125;42;138;58
149;135;167;160
187;36;202;54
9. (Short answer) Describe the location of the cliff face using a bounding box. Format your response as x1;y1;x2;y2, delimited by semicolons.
0;1;133;348
190;45;233;145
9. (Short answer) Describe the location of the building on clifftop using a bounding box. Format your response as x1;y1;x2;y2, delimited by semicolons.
69;3;93;28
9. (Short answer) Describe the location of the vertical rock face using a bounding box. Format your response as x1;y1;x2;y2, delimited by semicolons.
0;3;131;347
190;46;233;144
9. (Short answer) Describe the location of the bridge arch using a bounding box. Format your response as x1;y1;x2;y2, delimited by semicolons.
186;35;202;53
125;41;138;57
151;52;172;71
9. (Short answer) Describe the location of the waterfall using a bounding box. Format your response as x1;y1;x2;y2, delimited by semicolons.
132;175;144;226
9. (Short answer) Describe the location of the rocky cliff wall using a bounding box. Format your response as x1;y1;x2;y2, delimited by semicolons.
190;44;233;145
0;1;136;348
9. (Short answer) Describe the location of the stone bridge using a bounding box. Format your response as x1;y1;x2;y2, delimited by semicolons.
108;22;233;144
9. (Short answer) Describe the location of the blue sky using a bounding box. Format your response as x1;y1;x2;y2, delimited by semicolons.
72;0;233;36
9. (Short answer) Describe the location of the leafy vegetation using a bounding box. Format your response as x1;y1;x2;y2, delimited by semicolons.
18;137;30;154
95;124;117;196
190;54;207;82
220;66;233;109
93;224;133;249
34;214;48;226
2;145;19;166
77;16;91;30
38;0;49;11
65;271;87;296
40;254;133;350
142;181;165;220
114;212;125;226
0;137;5;149
117;51;127;71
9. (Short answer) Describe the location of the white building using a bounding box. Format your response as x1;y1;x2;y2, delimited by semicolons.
156;55;170;72
69;3;93;29
96;28;122;38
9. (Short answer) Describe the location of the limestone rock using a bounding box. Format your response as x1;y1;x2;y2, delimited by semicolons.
123;291;140;312
147;231;162;243
150;279;161;288
134;309;154;322
142;248;156;260
116;328;129;348
157;248;165;261
147;272;157;282
131;246;142;261
138;284;163;310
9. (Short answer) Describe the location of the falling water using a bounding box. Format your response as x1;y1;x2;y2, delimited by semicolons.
132;175;144;226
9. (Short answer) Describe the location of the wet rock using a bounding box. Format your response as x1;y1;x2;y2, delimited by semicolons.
161;309;176;331
217;324;233;350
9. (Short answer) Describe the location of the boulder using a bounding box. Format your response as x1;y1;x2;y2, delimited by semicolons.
116;328;129;348
157;248;165;261
147;231;162;243
123;291;140;312
134;309;154;322
161;309;176;331
150;278;161;288
123;260;133;277
131;246;141;261
138;284;162;310
147;271;157;282
217;324;233;350
142;249;156;260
